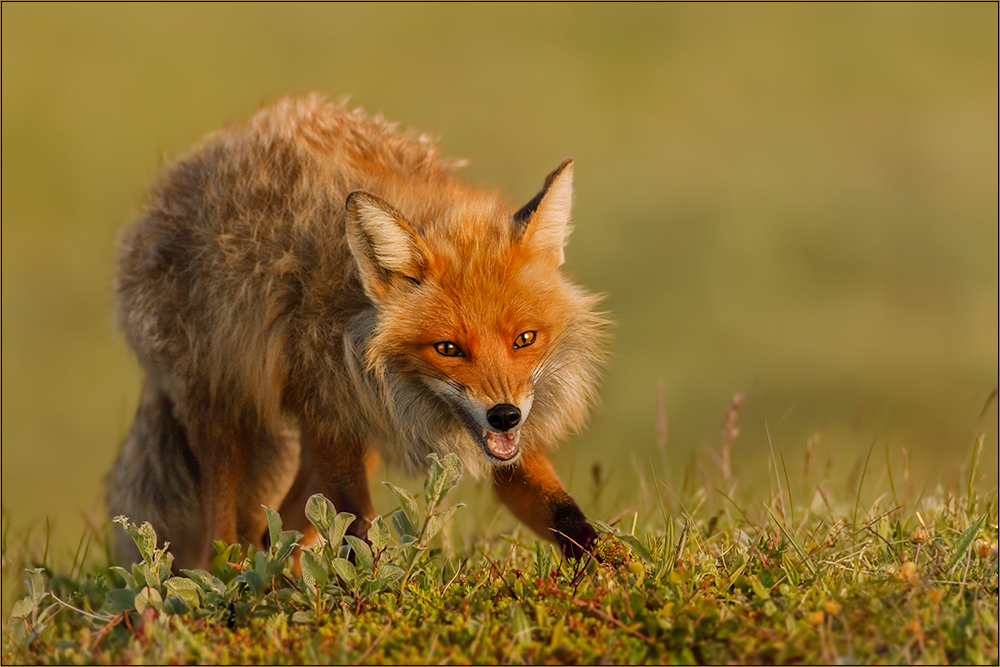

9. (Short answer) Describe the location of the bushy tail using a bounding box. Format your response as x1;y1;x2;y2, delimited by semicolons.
105;380;206;568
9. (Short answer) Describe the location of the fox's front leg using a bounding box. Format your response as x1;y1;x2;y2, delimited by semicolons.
186;418;242;567
298;424;376;541
493;452;597;558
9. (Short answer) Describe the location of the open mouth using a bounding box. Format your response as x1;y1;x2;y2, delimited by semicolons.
451;406;522;463
484;430;521;461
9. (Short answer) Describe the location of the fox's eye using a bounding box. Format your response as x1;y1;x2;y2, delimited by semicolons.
434;341;464;357
513;331;537;349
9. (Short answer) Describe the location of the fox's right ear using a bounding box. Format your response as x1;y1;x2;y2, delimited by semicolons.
345;191;429;301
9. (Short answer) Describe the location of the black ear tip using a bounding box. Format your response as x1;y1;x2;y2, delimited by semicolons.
545;158;574;188
513;159;576;227
344;190;361;212
346;191;388;219
345;190;368;206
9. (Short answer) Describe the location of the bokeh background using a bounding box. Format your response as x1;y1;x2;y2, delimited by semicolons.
3;4;997;560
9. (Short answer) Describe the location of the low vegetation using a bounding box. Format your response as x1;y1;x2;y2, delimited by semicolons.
3;436;998;664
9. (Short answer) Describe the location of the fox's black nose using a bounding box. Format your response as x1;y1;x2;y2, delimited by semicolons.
487;404;521;431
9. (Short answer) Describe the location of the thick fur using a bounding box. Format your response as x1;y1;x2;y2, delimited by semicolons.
108;95;608;568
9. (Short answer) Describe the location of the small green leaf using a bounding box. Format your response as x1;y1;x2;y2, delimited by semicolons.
109;566;137;589
263;505;283;552
383;482;420;528
368;515;390;553
328;512;356;552
26;568;46;605
9;597;35;620
345;535;374;573
431;453;464;509
241;569;265;597
103;587;138;613
134;586;162;613
424;453;463;509
291;610;315;624
423;457;442;509
212;539;232;556
550;616;565;648
330;557;357;589
727;558;748;588
164;577;201;609
116;518;158;564
7;616;28;646
254;550;269;577
617;532;655;564
272;530;304;563
180;569;226;596
211;545;242;585
375;563;404;589
420;504;465;546
305;494;336;537
131;563;148;588
162;596;188;615
590;519;615;534
238;554;269;597
300;550;329;589
152;556;173;588
391;509;417;542
750;575;771;600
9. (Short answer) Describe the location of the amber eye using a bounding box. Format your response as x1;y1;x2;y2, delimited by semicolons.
513;331;537;349
434;341;464;357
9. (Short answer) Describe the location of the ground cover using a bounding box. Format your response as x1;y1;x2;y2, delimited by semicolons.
3;438;997;665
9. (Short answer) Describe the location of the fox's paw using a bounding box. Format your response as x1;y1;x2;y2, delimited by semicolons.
552;500;598;560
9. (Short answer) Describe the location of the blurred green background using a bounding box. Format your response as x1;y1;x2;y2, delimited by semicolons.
3;4;997;555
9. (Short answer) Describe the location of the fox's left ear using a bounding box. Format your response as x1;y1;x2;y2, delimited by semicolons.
512;158;574;266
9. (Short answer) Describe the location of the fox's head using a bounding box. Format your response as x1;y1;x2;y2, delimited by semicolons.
345;160;606;469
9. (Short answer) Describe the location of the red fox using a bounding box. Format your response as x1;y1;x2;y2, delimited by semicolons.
107;95;608;569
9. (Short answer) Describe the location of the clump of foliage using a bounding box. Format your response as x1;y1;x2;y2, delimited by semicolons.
3;442;998;664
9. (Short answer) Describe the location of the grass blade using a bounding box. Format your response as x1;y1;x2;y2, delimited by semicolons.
947;513;987;574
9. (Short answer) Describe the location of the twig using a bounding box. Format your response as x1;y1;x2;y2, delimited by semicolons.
441;556;467;595
861;514;903;563
483;554;519;600
91;613;124;651
48;592;112;623
605;506;638;528
549;528;599;591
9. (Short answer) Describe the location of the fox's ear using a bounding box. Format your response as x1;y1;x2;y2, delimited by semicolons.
512;158;574;266
346;191;428;300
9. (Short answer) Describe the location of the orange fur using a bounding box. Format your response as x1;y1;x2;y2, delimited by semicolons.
107;95;608;568
493;452;596;557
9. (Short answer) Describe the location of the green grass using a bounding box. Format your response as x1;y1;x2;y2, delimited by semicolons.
3;435;997;665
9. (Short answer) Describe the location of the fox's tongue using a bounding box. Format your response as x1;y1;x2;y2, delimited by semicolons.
486;430;520;460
